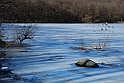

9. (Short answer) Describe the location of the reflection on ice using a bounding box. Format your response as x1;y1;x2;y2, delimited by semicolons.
1;23;124;83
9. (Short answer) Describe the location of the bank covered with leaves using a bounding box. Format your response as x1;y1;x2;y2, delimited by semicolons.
0;0;124;23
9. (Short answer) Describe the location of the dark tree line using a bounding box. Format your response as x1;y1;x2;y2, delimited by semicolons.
43;0;124;23
0;0;79;23
0;0;124;23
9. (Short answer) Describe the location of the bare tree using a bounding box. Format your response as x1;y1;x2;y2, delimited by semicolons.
13;25;37;44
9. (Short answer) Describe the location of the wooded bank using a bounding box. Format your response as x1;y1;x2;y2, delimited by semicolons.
0;0;124;23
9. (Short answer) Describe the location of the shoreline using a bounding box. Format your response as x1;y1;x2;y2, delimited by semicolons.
1;22;124;24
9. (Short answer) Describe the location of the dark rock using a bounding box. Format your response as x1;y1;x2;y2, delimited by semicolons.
75;58;99;68
0;39;5;47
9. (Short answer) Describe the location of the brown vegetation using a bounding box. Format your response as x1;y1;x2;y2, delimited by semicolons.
0;0;124;23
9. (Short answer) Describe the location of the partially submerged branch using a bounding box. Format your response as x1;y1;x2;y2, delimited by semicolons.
14;25;36;44
0;24;37;49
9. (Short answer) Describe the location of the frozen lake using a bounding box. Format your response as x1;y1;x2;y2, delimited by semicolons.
1;23;124;83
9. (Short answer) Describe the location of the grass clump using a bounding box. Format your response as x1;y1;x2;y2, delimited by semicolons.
77;23;114;51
